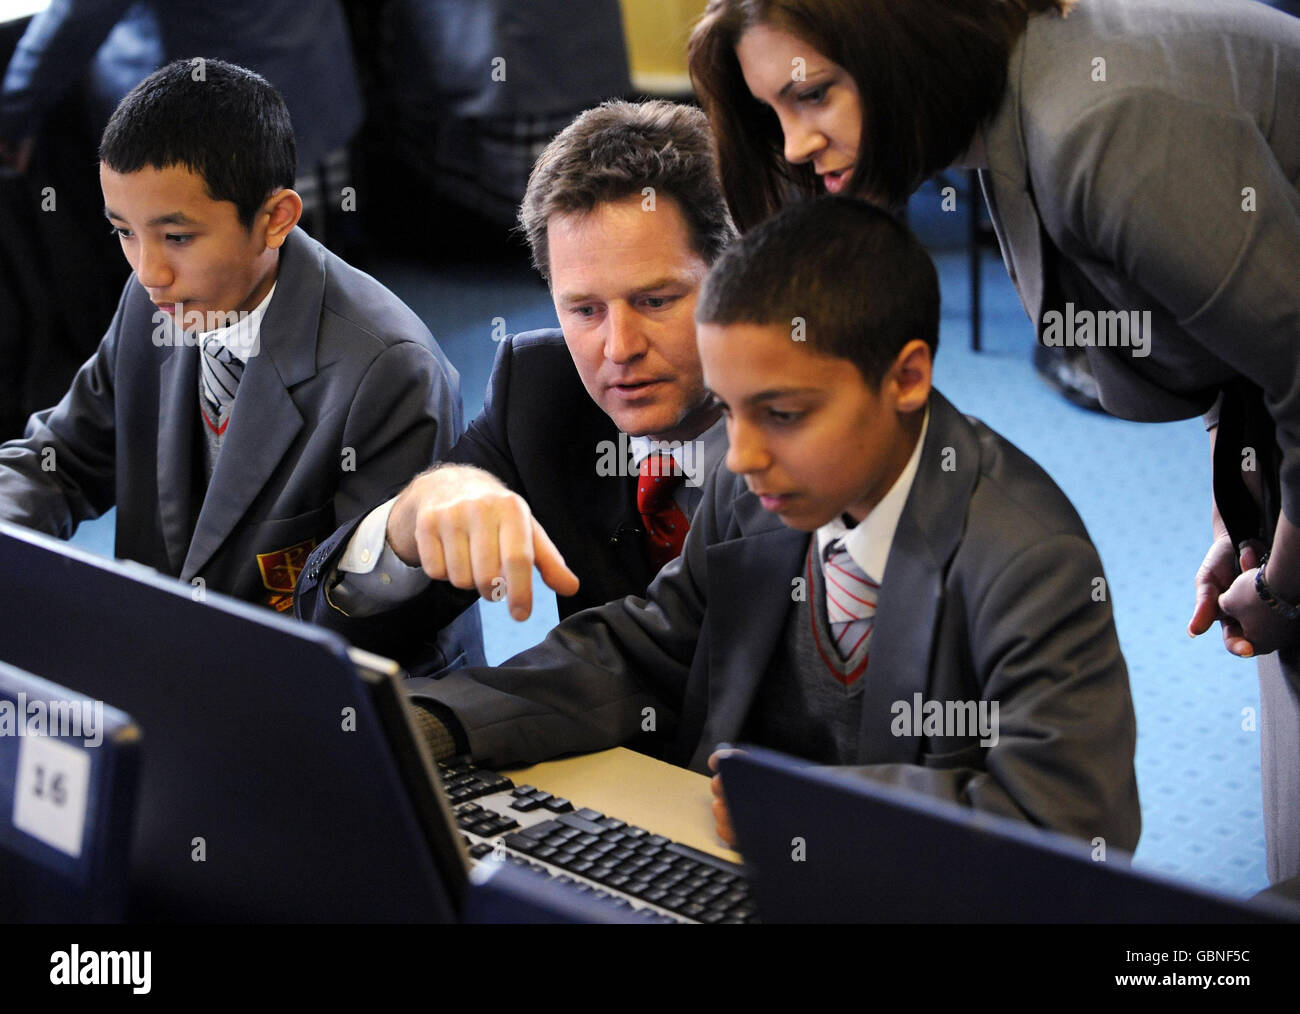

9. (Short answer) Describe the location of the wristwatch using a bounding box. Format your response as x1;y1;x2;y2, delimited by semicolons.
1255;552;1300;623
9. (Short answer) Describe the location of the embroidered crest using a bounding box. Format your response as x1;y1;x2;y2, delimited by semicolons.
257;538;317;610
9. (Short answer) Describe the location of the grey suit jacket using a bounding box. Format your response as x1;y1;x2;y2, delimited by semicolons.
979;0;1300;522
0;226;482;668
410;391;1142;850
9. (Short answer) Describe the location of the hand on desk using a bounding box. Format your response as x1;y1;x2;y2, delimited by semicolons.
386;463;580;621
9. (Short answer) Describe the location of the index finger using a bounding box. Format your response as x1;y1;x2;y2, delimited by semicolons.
494;497;538;621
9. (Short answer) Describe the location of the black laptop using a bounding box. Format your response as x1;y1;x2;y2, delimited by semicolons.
719;746;1300;923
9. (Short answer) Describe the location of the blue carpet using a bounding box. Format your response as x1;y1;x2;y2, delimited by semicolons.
68;186;1269;898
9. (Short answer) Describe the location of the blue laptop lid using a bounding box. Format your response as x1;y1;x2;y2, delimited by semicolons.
719;746;1300;923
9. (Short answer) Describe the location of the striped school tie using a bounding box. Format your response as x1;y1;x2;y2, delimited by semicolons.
823;537;878;661
199;335;244;435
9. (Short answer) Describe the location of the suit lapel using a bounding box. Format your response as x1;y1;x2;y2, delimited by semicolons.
857;393;980;764
181;229;322;579
980;36;1046;332
693;511;808;764
156;338;200;573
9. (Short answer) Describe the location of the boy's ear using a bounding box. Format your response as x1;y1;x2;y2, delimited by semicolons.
887;339;933;413
261;187;303;250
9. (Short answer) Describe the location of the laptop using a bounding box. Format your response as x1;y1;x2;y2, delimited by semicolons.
0;660;140;921
719;746;1300;923
0;523;746;922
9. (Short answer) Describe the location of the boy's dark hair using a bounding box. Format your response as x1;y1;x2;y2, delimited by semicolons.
688;0;1072;228
696;196;939;387
518;99;737;285
100;59;296;229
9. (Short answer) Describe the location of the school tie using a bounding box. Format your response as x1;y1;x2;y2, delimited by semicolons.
637;452;691;570
823;537;878;661
199;335;243;436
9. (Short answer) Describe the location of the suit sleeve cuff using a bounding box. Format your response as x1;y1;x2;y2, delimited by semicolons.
327;497;431;617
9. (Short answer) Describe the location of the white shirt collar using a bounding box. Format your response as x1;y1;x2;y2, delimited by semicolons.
194;282;276;366
815;406;931;584
628;414;727;488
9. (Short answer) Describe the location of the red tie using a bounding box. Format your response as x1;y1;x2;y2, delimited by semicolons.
637;452;690;570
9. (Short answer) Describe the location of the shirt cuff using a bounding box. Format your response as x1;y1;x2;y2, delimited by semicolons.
327;497;431;617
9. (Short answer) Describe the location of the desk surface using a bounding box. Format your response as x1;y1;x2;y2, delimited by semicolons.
504;747;742;864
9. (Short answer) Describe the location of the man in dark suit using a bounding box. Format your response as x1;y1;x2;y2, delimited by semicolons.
399;198;1142;851
0;60;481;672
295;101;736;667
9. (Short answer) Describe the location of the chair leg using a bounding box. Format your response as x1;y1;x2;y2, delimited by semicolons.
968;169;982;352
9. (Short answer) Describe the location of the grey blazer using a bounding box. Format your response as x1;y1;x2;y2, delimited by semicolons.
409;392;1142;850
0;226;483;671
979;0;1300;522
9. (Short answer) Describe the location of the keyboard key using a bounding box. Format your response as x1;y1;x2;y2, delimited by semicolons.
600;831;627;845
468;843;494;860
596;818;626;831
698;910;727;924
556;813;608;836
623;826;649;840
574;833;600;847
521;820;564;840
679;903;706;919
576;807;605;822
502;833;538;854
512;785;536;796
534;847;558;860
662;893;689;912
664;842;745;877
510;796;543;812
570;861;595;875
529;791;553;805
646;835;670;848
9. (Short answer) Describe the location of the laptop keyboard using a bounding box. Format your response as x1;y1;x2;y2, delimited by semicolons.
438;757;757;924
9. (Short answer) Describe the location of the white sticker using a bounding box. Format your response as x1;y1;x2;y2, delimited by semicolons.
12;735;91;857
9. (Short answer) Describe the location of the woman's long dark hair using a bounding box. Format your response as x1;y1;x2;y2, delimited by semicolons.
688;0;1073;229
